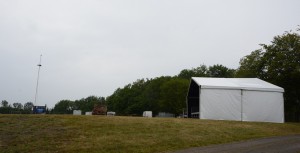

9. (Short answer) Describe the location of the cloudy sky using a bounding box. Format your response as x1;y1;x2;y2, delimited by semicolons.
0;0;299;108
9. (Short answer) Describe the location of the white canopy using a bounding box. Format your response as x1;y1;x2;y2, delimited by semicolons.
192;77;284;92
187;77;285;123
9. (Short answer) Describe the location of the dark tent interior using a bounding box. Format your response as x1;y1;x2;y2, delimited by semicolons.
187;80;199;118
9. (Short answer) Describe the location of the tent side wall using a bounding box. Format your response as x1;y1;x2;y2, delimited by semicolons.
200;88;242;121
242;91;284;123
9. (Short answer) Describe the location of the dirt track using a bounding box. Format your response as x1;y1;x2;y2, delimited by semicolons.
173;135;300;153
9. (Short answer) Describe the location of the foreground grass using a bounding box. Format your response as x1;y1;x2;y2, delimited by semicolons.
0;115;299;153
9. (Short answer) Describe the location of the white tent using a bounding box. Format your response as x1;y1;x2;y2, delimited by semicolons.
187;77;284;123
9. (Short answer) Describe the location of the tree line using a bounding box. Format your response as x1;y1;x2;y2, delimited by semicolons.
1;28;299;121
0;65;236;116
0;96;106;115
0;100;35;114
51;96;106;114
106;28;300;121
106;64;235;116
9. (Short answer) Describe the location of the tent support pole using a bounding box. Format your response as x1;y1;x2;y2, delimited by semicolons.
241;89;243;122
199;88;201;119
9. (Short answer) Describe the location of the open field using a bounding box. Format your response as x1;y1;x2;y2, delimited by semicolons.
0;115;300;153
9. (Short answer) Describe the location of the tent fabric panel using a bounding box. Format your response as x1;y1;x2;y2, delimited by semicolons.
192;77;284;92
242;91;284;123
230;78;284;92
193;78;239;88
200;89;242;121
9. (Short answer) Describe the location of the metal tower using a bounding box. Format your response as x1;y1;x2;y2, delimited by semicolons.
34;54;42;106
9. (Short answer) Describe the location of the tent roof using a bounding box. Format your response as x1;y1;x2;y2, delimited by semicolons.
191;77;284;92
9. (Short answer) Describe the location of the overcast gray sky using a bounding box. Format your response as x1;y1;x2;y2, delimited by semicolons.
0;0;299;108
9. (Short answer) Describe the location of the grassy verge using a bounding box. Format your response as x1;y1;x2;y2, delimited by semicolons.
0;115;299;153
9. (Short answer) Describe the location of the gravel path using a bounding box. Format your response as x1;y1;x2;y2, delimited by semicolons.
173;135;300;153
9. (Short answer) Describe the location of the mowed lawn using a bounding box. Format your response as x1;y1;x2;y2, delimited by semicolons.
0;115;300;153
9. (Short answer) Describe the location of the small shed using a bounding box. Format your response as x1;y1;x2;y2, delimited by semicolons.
107;111;116;116
143;111;152;118
187;77;284;123
85;112;92;115
73;110;82;115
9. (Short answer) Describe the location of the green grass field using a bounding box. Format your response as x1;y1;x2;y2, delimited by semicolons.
0;115;300;153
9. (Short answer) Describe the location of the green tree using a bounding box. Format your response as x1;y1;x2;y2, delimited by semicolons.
0;100;12;114
51;96;106;114
13;103;23;110
236;28;300;121
141;76;172;115
235;50;264;78
53;100;75;114
106;77;173;116
160;78;189;115
74;96;106;114
106;79;150;115
177;65;208;79
1;100;9;107
23;102;34;114
260;30;300;121
208;64;235;78
178;64;235;79
24;102;34;110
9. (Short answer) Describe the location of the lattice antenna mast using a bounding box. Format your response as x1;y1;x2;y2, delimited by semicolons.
34;54;42;106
